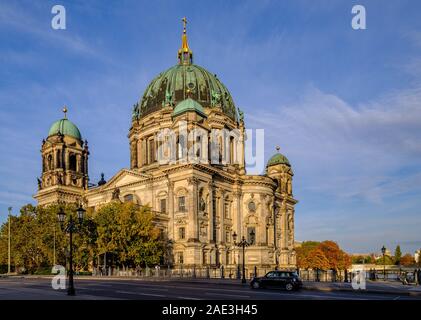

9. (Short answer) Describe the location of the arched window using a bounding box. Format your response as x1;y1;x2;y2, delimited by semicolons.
48;154;53;170
218;136;223;163
124;194;134;203
229;136;234;164
178;252;184;264
160;198;167;213
80;155;84;173
178;196;186;212
224;201;231;219
177;135;186;161
148;138;155;163
202;251;207;265
69;154;77;171
56;150;61;168
196;136;201;158
178;227;186;240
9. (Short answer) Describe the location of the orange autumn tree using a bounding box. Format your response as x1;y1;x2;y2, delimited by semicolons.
296;240;351;271
400;254;416;266
296;241;320;269
307;248;330;270
318;241;351;271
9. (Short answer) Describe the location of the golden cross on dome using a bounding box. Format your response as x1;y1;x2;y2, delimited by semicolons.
178;17;192;65
182;17;187;34
62;106;68;119
276;146;280;152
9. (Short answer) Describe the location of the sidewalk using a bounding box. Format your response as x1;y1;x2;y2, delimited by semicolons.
301;280;421;297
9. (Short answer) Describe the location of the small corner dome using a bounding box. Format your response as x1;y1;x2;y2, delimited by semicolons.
267;153;290;167
172;98;207;118
48;119;82;140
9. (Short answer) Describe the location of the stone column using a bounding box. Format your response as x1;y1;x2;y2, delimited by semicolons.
167;179;175;240
218;190;225;243
51;148;56;170
287;208;294;248
238;126;246;175
130;140;137;169
187;177;199;241
281;202;287;250
84;152;88;175
208;181;214;243
62;146;66;171
233;191;243;238
142;139;147;165
65;150;69;170
136;139;141;168
76;154;81;173
259;194;267;245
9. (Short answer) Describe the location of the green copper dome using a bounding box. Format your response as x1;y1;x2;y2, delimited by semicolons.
267;153;290;167
133;64;237;121
173;98;207;118
48;118;82;140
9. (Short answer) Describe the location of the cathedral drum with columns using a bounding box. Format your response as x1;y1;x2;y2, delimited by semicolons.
34;19;298;271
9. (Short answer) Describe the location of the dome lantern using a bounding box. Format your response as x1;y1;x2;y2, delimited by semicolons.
178;17;193;65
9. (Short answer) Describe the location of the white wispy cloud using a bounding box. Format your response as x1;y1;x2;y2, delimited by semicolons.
247;85;421;203
0;1;106;60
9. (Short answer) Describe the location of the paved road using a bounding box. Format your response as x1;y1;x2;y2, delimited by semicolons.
0;277;420;300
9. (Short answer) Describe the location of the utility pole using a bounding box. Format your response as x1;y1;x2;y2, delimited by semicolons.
8;207;12;274
53;225;56;266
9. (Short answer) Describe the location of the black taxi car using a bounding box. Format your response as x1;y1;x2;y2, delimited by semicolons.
250;271;303;291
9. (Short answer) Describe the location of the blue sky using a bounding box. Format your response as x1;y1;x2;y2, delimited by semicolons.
1;0;421;254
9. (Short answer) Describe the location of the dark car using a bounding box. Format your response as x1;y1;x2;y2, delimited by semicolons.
250;271;302;291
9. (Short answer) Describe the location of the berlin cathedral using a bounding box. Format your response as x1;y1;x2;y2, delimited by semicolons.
34;19;298;270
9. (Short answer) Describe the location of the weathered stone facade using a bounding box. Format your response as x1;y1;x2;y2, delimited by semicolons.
34;21;297;270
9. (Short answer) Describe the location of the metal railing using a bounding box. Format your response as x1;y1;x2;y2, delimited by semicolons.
92;265;266;280
90;265;421;285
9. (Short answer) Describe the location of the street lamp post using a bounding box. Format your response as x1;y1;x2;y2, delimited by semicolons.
57;205;86;296
273;203;279;270
7;207;12;275
381;245;386;281
233;230;255;284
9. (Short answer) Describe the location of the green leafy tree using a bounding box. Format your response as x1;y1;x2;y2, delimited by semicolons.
0;203;95;274
394;245;402;265
376;254;394;265
1;202;164;274
95;201;123;266
95;202;163;268
352;255;372;264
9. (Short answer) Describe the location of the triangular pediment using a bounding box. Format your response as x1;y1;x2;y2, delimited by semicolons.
96;169;149;190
